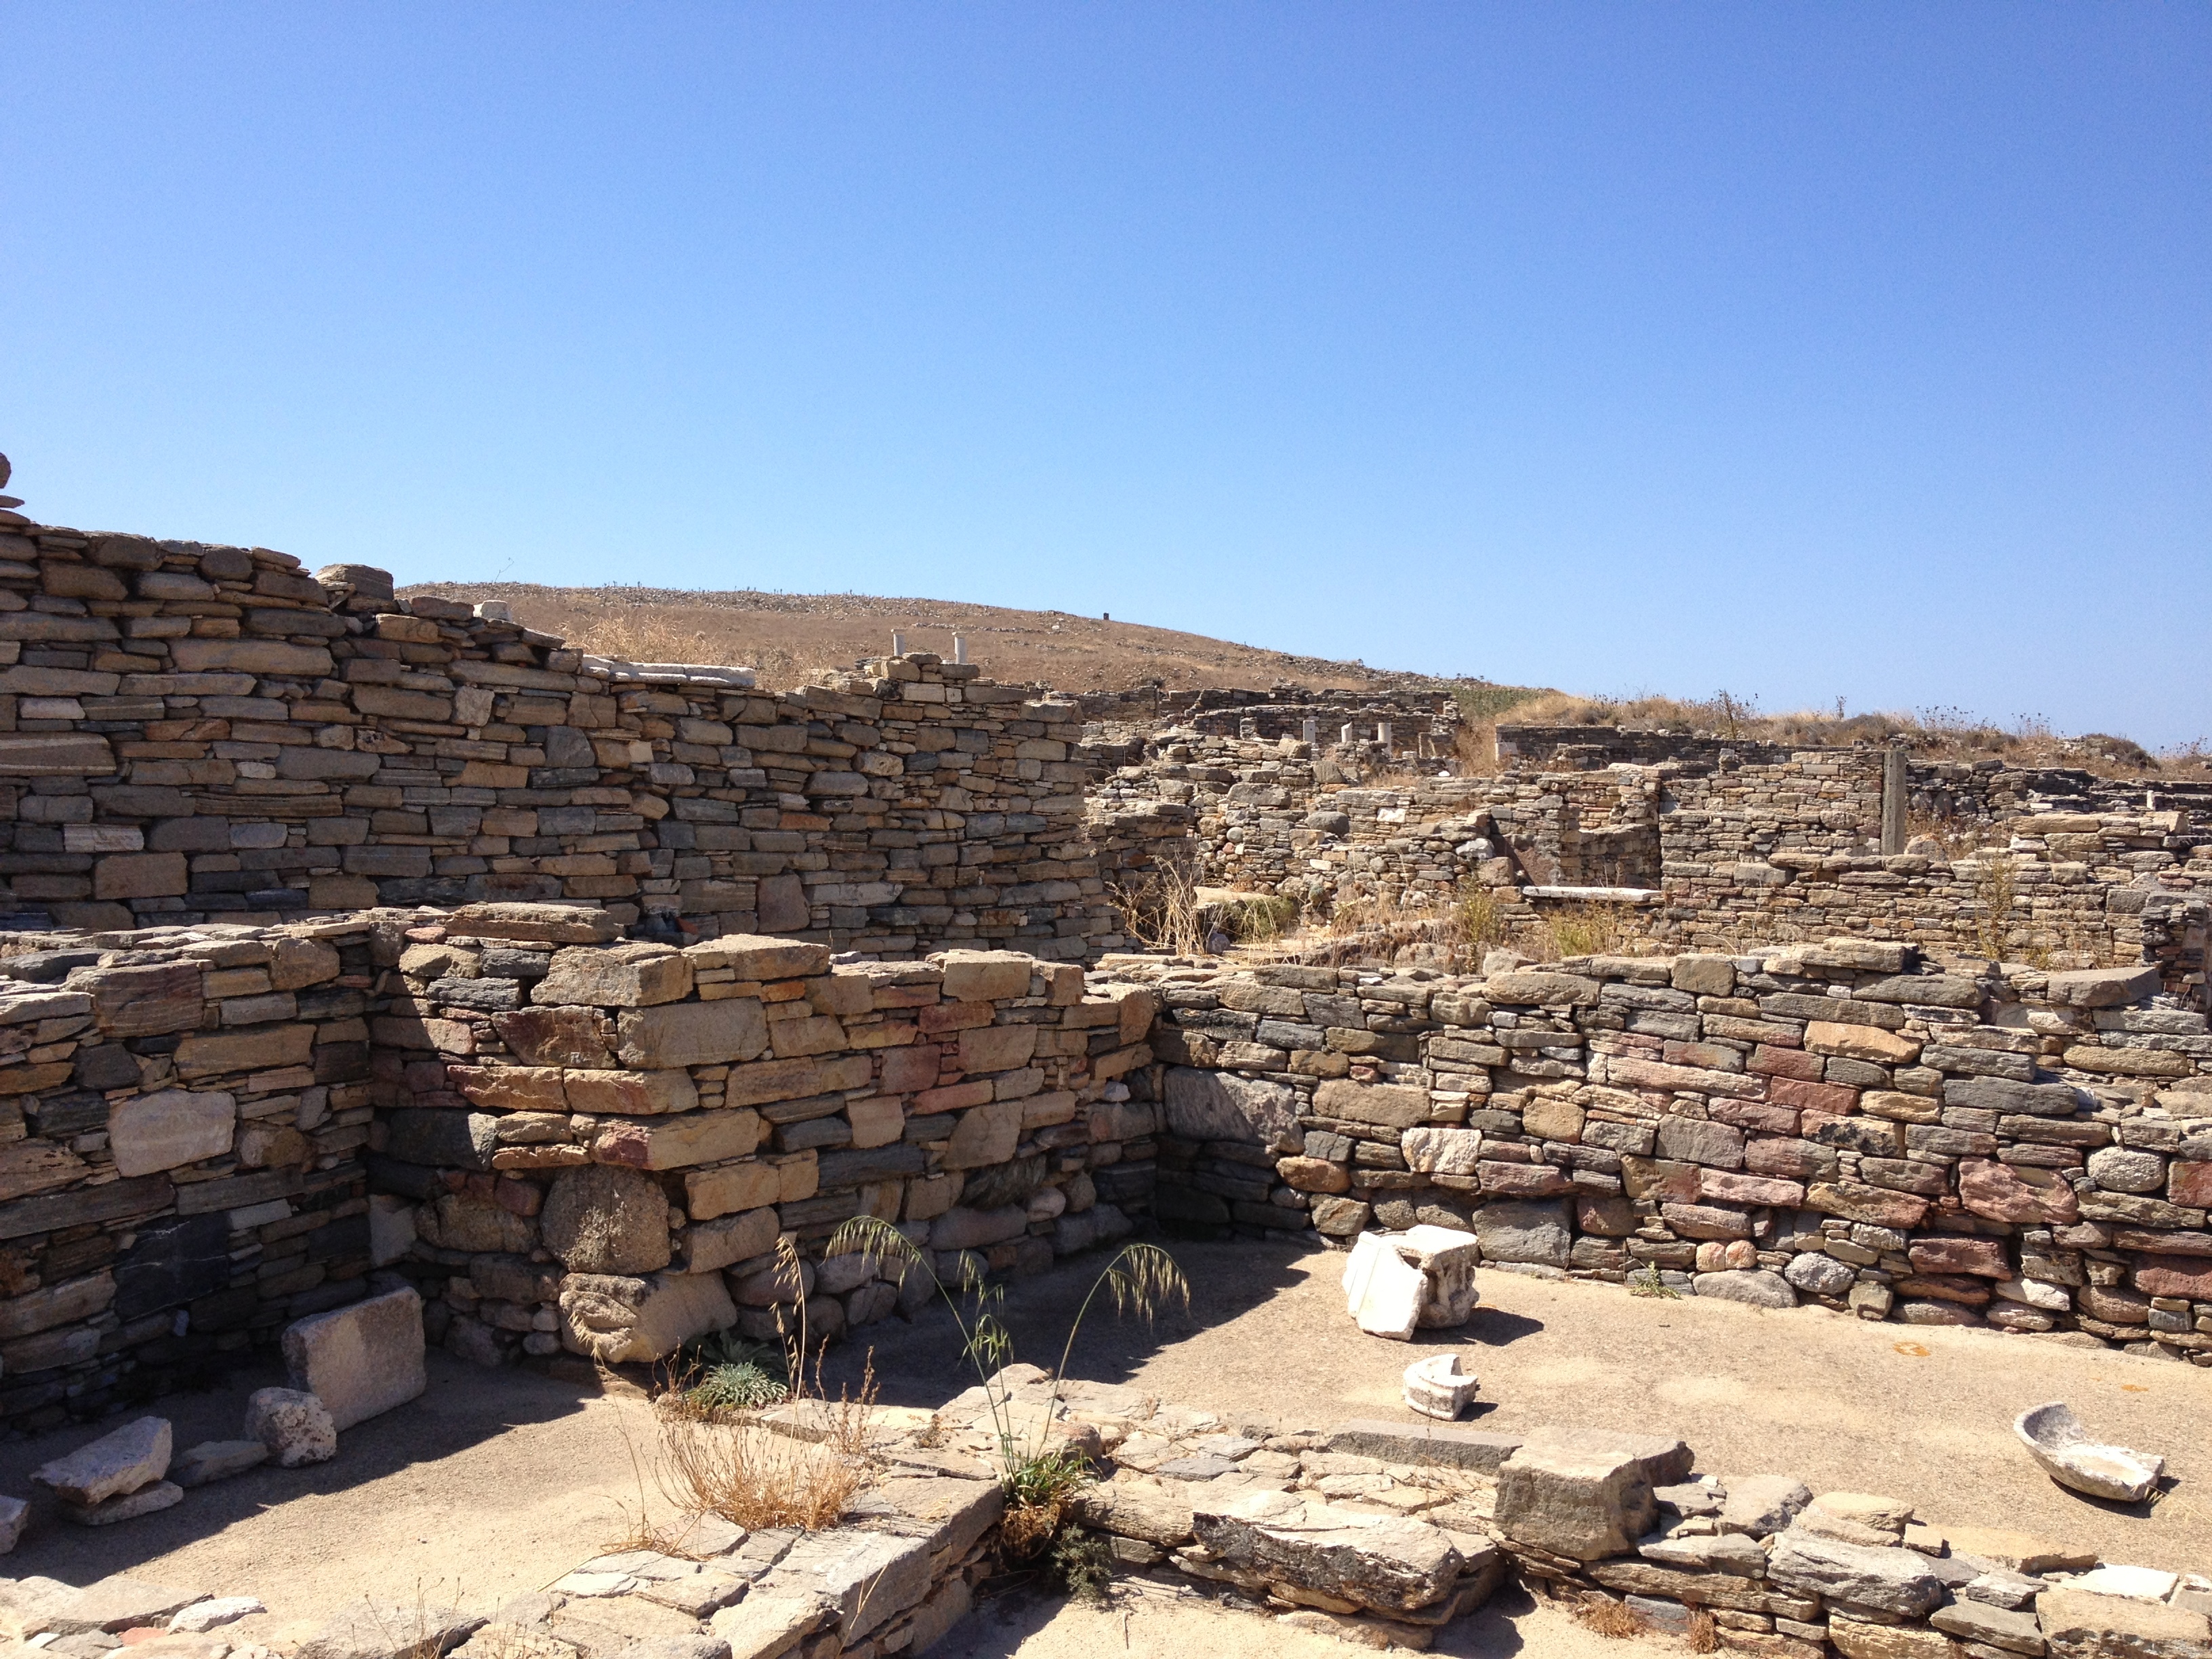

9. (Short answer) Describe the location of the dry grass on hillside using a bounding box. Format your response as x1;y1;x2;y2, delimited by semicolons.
398;581;2197;777
398;581;1401;694
1460;687;2210;780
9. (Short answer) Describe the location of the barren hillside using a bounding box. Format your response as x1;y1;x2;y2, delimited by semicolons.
396;581;1414;693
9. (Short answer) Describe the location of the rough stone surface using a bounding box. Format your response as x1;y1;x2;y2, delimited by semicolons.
1767;1528;1944;1617
246;1387;337;1467
2035;1590;2209;1659
170;1439;269;1488
541;1165;674;1273
1189;1487;1465;1614
282;1286;426;1431
559;1271;737;1364
1494;1442;1657;1562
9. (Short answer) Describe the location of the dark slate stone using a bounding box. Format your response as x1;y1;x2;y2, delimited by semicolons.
961;1153;1048;1210
815;1143;926;1187
0;1176;173;1242
430;977;522;1012
28;1090;110;1138
72;1043;140;1091
1944;1076;2085;1118
382;1109;498;1170
366;1155;445;1199
115;1212;232;1320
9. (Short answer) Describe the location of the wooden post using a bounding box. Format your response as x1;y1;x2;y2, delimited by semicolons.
1881;745;1907;855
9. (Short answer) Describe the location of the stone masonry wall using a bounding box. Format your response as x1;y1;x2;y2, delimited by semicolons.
1113;939;2212;1361
359;905;1158;1372
1090;729;2211;995
0;918;378;1431
0;518;1107;960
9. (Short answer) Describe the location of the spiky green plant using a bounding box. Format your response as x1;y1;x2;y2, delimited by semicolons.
827;1216;1190;1510
1627;1261;1681;1300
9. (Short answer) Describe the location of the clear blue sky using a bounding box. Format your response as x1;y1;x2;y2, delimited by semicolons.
9;5;2208;747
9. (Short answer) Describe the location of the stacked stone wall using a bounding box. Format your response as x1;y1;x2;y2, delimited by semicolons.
0;518;1106;961
359;907;1158;1370
1091;730;2211;993
1113;940;2212;1361
0;918;379;1431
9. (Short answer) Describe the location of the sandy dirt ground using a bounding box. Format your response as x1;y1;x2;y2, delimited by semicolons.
928;1578;1677;1659
1;1237;2203;1656
815;1237;2209;1573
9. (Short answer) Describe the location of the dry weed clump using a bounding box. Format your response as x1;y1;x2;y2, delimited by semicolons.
614;1242;882;1537
1572;1594;1647;1640
1685;1608;1719;1652
1105;857;1209;956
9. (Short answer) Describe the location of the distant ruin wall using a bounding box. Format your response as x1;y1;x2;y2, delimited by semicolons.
1092;731;2211;996
1126;941;2212;1362
0;518;1108;961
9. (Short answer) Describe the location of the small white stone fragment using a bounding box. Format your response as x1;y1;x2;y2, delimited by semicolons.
171;1598;267;1633
1402;1353;1479;1420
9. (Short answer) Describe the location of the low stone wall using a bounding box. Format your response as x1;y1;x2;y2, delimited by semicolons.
1124;941;2212;1361
0;919;378;1431
361;909;1159;1368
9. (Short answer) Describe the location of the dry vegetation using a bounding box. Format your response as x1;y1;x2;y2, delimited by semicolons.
397;582;2195;777
1462;687;2209;780
398;580;1413;694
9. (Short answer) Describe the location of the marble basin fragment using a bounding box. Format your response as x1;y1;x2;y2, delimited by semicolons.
2013;1401;2165;1503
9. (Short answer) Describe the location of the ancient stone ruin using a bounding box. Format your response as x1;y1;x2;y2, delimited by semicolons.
0;497;2206;1658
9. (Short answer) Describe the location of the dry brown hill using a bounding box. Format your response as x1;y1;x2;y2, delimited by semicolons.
395;581;1412;693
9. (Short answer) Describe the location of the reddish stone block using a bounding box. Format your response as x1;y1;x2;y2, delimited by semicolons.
1749;1044;1825;1082
1771;1076;1861;1115
1908;1235;2010;1277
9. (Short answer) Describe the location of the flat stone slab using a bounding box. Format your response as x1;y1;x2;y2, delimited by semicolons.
31;1416;171;1507
169;1599;266;1633
1190;1488;1464;1615
171;1440;268;1488
2036;1589;2210;1659
1326;1420;1525;1474
59;1481;184;1526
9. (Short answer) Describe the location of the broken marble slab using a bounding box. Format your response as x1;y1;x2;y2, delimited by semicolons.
2013;1401;2165;1504
30;1416;171;1508
1342;1232;1426;1341
59;1482;185;1526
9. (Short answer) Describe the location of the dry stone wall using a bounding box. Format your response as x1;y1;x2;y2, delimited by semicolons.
359;906;1158;1371
0;518;1107;960
1113;939;2212;1361
0;918;379;1431
1091;729;2211;994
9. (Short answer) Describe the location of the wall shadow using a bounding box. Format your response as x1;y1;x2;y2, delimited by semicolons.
0;1350;610;1590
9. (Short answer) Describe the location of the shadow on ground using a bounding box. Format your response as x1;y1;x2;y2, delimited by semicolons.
0;1351;611;1590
